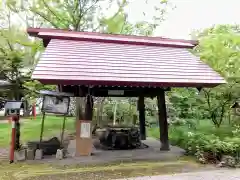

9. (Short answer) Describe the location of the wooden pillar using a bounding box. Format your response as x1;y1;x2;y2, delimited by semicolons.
138;95;146;140
85;95;93;120
75;87;84;121
75;93;94;156
157;90;170;151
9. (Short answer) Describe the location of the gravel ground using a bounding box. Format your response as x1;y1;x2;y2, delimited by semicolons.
0;148;8;160
13;162;210;180
121;169;240;180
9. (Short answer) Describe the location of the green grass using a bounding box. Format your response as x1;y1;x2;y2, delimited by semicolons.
0;115;75;147
148;119;235;140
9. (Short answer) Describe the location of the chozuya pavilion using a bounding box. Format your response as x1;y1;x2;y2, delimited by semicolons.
27;28;225;156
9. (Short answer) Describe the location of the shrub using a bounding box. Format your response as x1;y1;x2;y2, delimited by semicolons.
149;118;240;166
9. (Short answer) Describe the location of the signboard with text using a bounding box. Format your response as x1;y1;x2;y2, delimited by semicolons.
42;95;70;115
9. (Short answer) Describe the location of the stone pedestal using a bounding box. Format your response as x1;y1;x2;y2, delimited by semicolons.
56;149;64;160
35;149;43;160
14;149;26;161
26;149;35;160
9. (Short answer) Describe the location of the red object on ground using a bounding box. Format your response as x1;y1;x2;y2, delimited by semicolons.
9;116;18;163
32;103;36;119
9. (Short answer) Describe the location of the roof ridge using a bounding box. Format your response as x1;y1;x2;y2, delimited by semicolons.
27;28;198;48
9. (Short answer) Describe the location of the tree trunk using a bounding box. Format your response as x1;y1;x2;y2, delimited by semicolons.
113;100;118;125
96;97;105;126
23;100;30;117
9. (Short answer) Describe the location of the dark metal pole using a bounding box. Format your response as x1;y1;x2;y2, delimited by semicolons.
15;115;20;150
60;116;67;149
39;112;46;149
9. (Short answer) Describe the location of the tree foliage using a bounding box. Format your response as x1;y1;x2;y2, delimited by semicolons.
195;25;240;78
169;25;240;127
196;25;240;127
0;26;37;100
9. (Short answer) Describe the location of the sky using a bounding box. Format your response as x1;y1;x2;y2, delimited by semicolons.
4;0;240;40
126;0;240;39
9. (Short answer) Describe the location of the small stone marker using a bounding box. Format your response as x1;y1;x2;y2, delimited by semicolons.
56;149;64;160
14;149;26;161
26;149;35;160
35;149;43;160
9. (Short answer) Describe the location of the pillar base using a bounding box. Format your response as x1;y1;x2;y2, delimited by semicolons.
140;135;146;141
160;143;170;151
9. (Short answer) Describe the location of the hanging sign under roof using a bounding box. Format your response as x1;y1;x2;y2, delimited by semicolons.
108;90;124;96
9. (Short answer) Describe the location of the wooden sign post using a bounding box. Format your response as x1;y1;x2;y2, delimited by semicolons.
39;90;73;160
75;92;93;156
76;120;92;156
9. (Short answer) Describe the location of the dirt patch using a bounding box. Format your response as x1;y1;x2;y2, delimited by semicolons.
0;156;218;180
0;148;9;160
16;161;214;180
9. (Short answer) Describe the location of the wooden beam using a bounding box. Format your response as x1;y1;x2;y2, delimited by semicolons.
138;95;146;140
61;85;171;97
43;39;50;47
157;90;170;151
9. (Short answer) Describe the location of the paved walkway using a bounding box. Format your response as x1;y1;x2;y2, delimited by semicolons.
120;169;240;180
28;137;185;166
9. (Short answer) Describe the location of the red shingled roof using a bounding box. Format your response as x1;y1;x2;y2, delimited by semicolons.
28;28;225;87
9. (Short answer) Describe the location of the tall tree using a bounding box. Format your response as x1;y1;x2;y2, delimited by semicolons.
0;23;41;99
194;25;240;126
194;25;240;78
0;3;52;107
6;0;171;34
